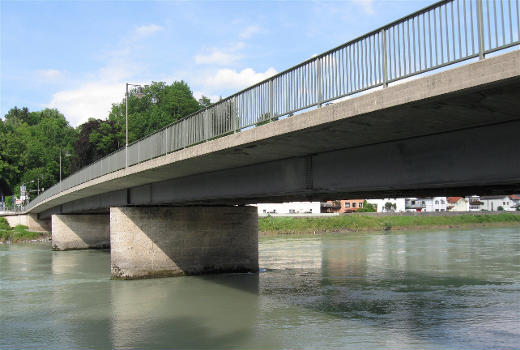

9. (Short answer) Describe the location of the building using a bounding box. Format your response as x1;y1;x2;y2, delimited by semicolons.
468;196;483;211
447;197;469;211
256;202;321;215
510;195;520;210
425;197;448;212
366;198;406;212
405;197;447;212
479;196;516;211
321;199;365;213
405;198;426;212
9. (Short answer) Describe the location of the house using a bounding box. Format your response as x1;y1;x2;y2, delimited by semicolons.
256;202;321;215
321;199;365;213
424;197;448;212
479;196;516;211
405;198;426;212
509;195;520;210
447;197;469;211
366;198;406;212
405;197;447;212
468;195;483;211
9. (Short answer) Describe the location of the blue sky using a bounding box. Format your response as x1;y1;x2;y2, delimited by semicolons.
1;0;433;127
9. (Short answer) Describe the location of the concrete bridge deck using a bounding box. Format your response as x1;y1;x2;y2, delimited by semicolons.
28;50;520;218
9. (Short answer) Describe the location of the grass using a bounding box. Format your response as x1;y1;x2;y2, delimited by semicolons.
258;213;520;235
0;217;46;242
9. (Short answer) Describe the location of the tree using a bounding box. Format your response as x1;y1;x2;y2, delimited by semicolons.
107;81;200;146
72;118;120;171
198;96;212;110
1;107;75;198
384;202;396;212
357;200;376;212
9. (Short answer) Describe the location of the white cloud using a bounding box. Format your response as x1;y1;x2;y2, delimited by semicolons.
193;91;220;103
203;67;277;90
43;23;160;126
36;69;64;81
194;42;245;65
239;25;261;39
195;50;241;65
353;0;374;15
48;82;124;127
135;24;163;37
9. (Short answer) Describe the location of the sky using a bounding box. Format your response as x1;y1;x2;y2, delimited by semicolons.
1;0;434;127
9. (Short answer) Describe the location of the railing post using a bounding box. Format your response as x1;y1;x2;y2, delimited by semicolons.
233;101;239;133
165;128;168;155
269;79;274;120
381;28;388;87
476;0;485;60
317;58;322;107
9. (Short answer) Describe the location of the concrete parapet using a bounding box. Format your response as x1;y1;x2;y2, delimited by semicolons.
51;214;110;250
110;206;258;279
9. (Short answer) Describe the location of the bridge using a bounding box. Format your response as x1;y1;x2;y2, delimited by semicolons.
9;0;520;279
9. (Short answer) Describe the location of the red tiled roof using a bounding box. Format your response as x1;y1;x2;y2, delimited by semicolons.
447;197;463;203
510;195;520;200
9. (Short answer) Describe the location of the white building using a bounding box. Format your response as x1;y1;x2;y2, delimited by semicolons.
366;198;406;212
479;195;515;211
447;197;469;211
256;202;321;215
425;197;448;212
405;197;447;212
510;195;520;210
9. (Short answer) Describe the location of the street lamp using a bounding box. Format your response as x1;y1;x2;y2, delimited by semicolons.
125;83;146;168
60;148;71;192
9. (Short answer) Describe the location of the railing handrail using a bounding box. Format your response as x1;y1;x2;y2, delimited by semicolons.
27;0;520;210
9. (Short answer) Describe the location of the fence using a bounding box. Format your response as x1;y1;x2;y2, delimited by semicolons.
26;0;520;210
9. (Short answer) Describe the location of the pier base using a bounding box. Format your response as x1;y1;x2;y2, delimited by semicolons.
51;214;110;250
110;206;258;279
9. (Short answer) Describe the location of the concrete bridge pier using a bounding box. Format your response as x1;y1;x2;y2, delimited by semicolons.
51;214;110;250
109;206;258;279
3;214;51;233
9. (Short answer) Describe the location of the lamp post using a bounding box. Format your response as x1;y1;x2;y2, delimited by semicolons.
125;83;146;168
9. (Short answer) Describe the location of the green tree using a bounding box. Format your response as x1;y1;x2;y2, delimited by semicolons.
1;107;75;199
357;200;376;212
198;96;212;109
108;81;200;146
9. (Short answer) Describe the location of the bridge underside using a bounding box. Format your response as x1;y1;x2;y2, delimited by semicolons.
39;75;520;219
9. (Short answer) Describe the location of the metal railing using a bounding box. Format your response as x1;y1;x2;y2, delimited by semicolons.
26;0;519;210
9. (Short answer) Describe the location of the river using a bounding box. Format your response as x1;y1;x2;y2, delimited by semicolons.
1;227;519;349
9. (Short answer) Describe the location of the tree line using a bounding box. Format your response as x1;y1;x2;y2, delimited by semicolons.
0;81;212;202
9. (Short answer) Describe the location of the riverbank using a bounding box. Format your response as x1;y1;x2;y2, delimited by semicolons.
0;218;50;244
258;212;520;235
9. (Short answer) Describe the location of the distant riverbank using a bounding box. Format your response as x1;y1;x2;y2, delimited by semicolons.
0;218;49;244
259;212;520;235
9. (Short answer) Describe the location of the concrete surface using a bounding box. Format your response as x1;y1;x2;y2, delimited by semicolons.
3;214;51;232
51;214;110;250
110;206;258;279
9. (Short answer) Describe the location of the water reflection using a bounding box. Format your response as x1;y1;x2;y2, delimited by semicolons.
110;274;259;349
258;228;520;349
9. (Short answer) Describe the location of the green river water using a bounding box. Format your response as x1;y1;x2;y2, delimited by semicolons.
1;227;519;349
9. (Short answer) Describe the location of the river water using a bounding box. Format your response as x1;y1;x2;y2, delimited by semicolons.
1;227;519;349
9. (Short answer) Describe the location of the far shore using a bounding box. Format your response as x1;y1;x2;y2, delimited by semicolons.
2;212;520;243
259;212;520;236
